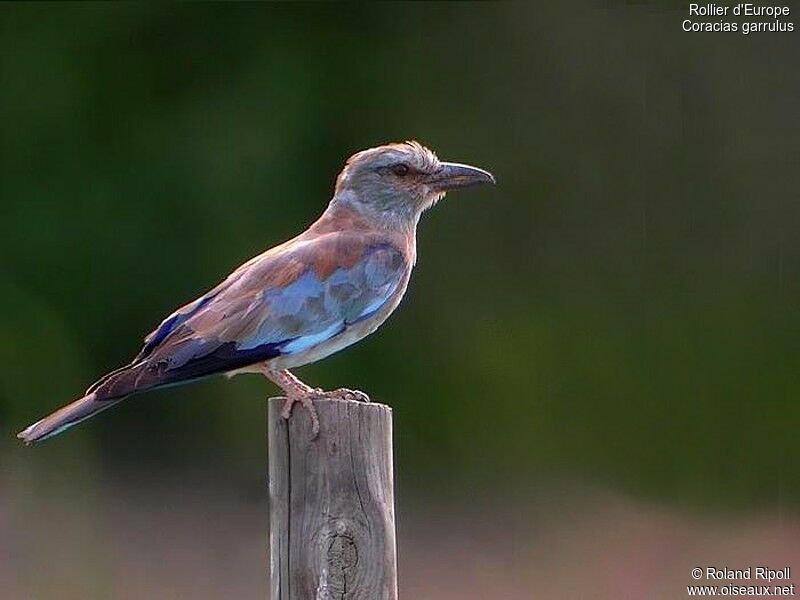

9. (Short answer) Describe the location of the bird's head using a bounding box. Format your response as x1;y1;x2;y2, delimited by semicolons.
333;141;495;226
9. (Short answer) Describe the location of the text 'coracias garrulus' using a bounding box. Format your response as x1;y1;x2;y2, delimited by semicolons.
18;141;495;444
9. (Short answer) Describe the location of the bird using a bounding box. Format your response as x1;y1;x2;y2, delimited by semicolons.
17;141;495;445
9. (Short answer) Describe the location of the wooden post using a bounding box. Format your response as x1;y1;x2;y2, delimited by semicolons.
268;397;398;600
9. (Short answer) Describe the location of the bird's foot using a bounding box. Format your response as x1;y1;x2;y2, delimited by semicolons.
280;393;321;438
322;387;371;403
278;388;370;439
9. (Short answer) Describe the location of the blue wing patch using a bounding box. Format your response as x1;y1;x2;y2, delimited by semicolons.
237;244;404;354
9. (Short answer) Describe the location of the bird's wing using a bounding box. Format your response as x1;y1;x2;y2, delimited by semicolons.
88;232;408;399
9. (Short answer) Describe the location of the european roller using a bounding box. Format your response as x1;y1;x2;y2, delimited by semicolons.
18;141;494;444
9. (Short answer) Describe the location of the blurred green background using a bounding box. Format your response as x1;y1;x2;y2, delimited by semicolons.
2;3;799;598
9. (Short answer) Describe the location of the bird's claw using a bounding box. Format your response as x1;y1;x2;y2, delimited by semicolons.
280;394;320;439
277;387;370;441
324;388;371;403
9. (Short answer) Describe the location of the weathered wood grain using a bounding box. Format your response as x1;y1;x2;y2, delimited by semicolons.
268;397;397;600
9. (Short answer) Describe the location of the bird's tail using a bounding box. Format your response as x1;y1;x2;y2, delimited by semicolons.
17;393;122;446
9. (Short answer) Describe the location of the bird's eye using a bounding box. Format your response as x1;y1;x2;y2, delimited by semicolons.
391;163;410;177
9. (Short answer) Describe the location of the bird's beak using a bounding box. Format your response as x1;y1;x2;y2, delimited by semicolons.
427;162;496;191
